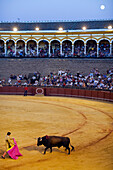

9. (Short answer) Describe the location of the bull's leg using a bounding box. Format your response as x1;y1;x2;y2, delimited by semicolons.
50;147;52;153
66;147;70;154
44;147;49;154
71;145;74;151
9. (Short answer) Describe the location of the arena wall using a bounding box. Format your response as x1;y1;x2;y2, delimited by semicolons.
0;86;112;102
0;58;113;79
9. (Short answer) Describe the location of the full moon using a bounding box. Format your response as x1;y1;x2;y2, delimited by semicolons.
100;5;105;10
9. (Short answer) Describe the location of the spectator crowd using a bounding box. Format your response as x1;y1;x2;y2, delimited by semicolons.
99;43;110;57
0;40;112;58
0;68;113;91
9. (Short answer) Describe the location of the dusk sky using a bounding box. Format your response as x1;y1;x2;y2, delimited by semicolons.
0;0;113;22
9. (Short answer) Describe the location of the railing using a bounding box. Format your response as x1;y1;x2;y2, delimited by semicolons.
0;86;113;102
0;54;113;58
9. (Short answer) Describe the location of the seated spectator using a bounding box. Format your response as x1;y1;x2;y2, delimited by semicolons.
1;68;113;91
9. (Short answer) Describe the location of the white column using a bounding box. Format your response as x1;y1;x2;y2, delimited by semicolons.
25;43;27;55
72;43;74;56
84;43;86;55
49;43;51;57
110;43;112;56
97;43;99;57
4;43;7;56
37;44;38;56
15;43;16;56
60;42;62;56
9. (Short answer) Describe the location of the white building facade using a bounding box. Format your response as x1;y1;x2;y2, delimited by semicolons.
0;21;113;57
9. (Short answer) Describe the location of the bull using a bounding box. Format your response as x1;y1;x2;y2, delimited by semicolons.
37;135;74;154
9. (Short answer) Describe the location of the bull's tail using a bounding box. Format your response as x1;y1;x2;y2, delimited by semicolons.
70;143;74;151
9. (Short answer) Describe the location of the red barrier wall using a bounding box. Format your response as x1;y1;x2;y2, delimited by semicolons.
44;87;113;102
0;86;113;102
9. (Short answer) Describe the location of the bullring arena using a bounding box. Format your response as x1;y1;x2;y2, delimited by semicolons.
0;95;113;170
0;20;113;170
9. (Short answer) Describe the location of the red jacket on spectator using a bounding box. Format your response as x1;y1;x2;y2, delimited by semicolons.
24;87;28;91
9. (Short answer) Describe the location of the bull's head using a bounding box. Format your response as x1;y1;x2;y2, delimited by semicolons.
37;137;43;146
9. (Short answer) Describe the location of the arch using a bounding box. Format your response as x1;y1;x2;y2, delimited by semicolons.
50;40;60;57
99;39;110;57
0;39;5;55
27;40;37;56
74;40;84;57
16;40;25;57
16;39;26;43
0;39;5;44
38;40;49;45
62;39;73;43
98;38;110;44
99;39;110;45
0;38;6;43
38;39;49;44
6;39;15;56
26;38;38;43
38;40;49;57
50;39;61;43
62;39;72;57
74;39;84;44
73;39;85;44
85;38;98;43
6;39;15;44
6;38;16;43
86;40;97;57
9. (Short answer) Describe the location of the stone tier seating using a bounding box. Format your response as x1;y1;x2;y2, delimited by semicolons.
0;58;113;80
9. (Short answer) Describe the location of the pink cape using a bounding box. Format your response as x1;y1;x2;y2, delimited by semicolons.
7;138;22;159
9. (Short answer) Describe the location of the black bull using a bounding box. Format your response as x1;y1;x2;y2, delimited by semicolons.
37;135;74;154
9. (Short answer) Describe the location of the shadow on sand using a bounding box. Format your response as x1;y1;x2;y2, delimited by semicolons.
23;145;68;154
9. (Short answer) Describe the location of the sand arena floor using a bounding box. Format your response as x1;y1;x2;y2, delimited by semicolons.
0;95;113;170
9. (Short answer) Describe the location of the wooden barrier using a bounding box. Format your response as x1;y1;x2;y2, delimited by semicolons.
85;90;92;98
71;88;79;97
110;92;113;101
57;88;65;96
0;86;113;102
104;91;110;100
44;87;113;102
91;90;98;99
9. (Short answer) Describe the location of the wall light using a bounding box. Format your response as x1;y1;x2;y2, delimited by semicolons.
82;26;86;30
35;27;39;31
13;27;18;31
59;27;63;31
108;25;112;30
